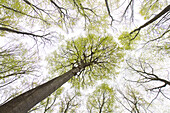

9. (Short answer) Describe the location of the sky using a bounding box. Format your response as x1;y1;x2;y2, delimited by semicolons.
0;0;170;113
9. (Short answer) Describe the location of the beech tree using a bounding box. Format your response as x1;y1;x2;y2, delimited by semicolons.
116;86;149;113
58;90;81;113
87;83;116;113
0;42;38;93
0;0;169;113
0;34;124;113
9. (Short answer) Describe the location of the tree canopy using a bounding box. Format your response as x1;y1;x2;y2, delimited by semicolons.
47;34;124;88
0;0;169;113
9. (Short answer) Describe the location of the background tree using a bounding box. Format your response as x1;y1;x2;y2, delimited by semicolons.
0;0;169;112
87;83;117;113
0;42;38;104
58;90;81;113
116;86;149;113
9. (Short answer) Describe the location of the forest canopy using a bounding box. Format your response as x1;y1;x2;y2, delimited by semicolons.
0;0;169;113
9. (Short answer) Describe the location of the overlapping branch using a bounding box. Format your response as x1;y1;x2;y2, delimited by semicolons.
127;60;170;90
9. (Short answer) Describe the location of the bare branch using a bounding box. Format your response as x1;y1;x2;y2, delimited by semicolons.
50;0;67;18
130;5;170;40
121;0;134;22
144;29;170;46
0;27;50;40
105;0;114;25
126;60;170;96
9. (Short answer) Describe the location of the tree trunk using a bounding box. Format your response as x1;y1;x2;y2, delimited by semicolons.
130;5;170;34
0;67;81;113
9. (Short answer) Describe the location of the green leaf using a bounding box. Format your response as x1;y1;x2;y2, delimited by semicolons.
47;34;125;88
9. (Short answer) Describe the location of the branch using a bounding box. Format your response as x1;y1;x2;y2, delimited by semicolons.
50;0;67;18
105;0;114;25
144;29;170;46
130;5;170;40
44;92;58;113
147;89;160;108
23;0;50;16
0;3;48;24
0;27;50;39
72;0;91;29
127;60;170;90
148;83;167;91
121;0;134;22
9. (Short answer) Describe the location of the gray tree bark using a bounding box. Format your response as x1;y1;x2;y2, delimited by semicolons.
0;64;87;113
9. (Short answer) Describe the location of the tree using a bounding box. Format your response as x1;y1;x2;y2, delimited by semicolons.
127;60;170;90
87;83;117;113
125;57;170;107
0;42;39;112
130;5;170;40
28;87;64;113
116;86;149;113
29;87;80;113
0;0;53;42
118;2;170;110
0;0;169;112
0;34;124;113
0;42;37;89
58;90;81;113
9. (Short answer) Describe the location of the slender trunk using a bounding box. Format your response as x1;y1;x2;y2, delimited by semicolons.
0;67;80;113
130;5;170;34
99;92;105;113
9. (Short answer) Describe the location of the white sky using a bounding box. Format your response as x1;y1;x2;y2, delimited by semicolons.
0;0;169;112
